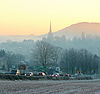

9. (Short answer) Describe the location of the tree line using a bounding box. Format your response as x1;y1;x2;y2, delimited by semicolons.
0;50;25;71
31;40;100;74
0;40;100;75
60;48;99;74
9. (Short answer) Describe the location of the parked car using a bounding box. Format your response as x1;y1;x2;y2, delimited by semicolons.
59;74;64;76
25;72;33;76
65;73;71;77
5;69;18;75
38;72;46;76
52;73;60;77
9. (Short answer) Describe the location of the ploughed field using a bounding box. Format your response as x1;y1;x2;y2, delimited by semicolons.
0;80;100;94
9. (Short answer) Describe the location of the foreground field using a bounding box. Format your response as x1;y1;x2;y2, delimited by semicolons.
0;80;100;94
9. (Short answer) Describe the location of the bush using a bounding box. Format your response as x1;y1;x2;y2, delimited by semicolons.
0;74;93;80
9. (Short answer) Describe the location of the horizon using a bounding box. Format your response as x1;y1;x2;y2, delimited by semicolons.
0;0;100;36
0;21;100;36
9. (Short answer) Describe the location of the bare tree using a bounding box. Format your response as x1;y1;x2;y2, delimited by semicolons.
32;40;59;73
60;48;99;74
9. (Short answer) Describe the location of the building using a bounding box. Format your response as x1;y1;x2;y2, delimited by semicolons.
81;32;86;40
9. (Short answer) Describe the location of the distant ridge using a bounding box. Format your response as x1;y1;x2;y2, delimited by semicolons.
0;22;100;42
52;22;100;39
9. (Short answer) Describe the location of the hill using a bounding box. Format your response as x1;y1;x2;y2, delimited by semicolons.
53;22;100;39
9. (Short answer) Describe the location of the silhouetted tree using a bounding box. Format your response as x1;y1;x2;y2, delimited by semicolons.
32;40;59;73
60;49;99;74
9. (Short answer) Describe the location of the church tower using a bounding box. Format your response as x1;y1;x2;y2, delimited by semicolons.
81;32;86;40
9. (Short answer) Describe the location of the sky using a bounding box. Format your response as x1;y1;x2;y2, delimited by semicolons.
0;0;100;36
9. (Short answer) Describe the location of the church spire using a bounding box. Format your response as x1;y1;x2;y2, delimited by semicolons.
49;21;52;33
47;21;53;41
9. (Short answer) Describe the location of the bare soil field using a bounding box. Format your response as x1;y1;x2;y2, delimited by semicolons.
0;80;100;94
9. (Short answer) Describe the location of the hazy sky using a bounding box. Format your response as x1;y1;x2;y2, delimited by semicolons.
0;0;100;35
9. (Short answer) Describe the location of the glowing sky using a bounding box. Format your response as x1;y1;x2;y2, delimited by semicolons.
0;0;100;35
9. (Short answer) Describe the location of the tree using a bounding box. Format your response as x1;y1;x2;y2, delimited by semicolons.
5;52;25;71
60;48;99;74
32;40;59;73
0;50;6;57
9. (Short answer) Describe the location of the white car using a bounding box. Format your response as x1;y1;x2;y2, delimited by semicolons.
25;72;33;76
52;73;60;77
